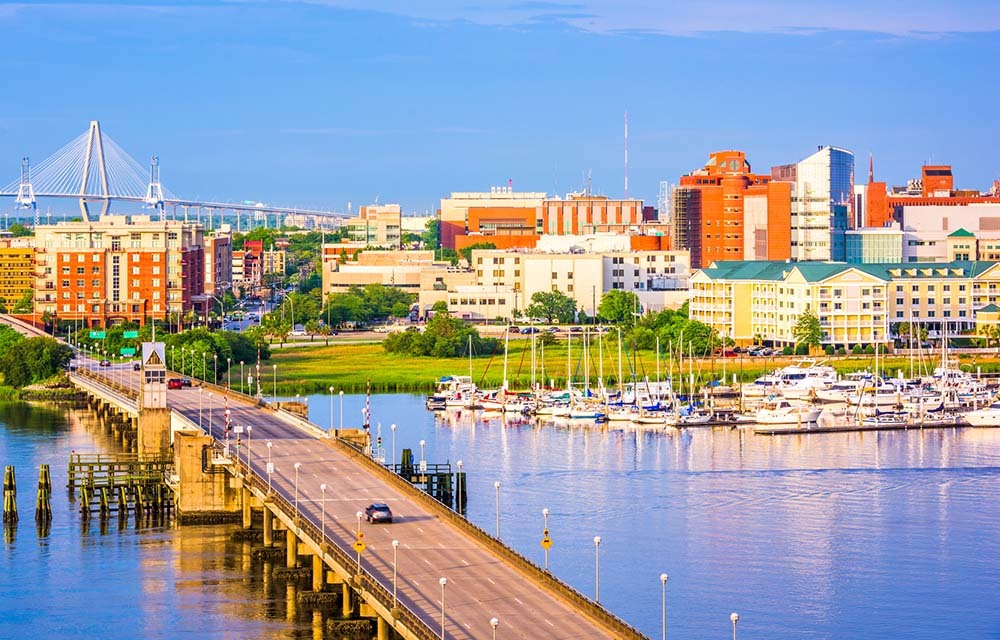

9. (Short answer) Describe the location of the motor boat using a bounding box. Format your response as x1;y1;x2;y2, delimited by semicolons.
964;402;1000;427
755;399;822;425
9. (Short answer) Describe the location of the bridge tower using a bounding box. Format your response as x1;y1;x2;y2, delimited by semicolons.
138;342;171;456
14;157;37;226
144;155;166;221
77;120;113;221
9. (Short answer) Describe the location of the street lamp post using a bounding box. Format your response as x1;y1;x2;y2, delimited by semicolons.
730;613;739;640
199;388;204;428
320;483;327;544
456;460;463;516
328;387;335;435
293;462;301;519
272;364;277;403
208;392;214;439
593;536;602;602
213;353;218;384
392;539;400;608
202;352;206;381
660;573;669;640
339;390;344;429
245;425;252;471
494;481;501;538
355;511;363;574
266;441;273;493
542;508;550;570
391;424;397;467
419;439;426;466
439;577;447;639
490;617;499;640
240;361;245;394
227;357;231;389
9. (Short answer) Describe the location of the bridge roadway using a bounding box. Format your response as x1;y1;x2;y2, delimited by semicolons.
73;359;645;640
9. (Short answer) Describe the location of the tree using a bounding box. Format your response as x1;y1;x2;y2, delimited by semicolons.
431;300;449;315
792;310;823;348
7;223;33;237
383;313;500;358
421;218;440;249
11;290;32;314
458;242;497;265
0;337;72;387
391;302;411;318
598;290;641;326
525;290;577;324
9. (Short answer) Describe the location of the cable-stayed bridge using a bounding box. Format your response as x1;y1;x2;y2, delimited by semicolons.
0;121;347;229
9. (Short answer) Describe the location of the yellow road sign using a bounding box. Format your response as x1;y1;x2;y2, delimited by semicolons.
353;540;367;553
540;536;552;550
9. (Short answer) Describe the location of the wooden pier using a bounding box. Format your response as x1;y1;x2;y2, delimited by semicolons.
67;453;174;518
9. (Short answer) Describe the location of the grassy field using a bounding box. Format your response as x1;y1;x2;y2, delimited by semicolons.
266;340;1000;394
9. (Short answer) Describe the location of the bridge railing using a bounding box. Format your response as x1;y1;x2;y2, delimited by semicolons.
74;367;139;402
228;449;441;640
327;438;650;639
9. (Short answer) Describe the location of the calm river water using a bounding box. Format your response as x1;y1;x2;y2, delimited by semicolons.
2;394;1000;639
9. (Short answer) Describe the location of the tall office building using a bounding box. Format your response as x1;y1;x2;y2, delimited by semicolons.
773;146;854;261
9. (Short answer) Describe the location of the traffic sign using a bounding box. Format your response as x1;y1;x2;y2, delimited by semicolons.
122;330;139;339
352;540;367;553
266;462;274;474
420;460;428;472
120;347;136;356
89;331;106;339
541;536;552;550
233;425;244;434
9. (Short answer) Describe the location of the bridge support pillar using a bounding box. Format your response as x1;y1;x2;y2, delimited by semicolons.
286;529;298;568
377;617;389;640
241;487;252;528
138;408;171;457
341;582;353;618
172;431;241;524
312;555;324;593
263;507;274;547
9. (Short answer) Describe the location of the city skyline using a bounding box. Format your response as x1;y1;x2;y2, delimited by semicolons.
0;1;996;213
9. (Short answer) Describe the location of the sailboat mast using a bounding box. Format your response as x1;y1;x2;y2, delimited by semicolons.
598;329;604;398
617;327;624;400
656;335;661;402
503;327;509;391
567;329;572;392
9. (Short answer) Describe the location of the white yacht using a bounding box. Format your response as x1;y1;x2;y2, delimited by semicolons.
755;399;823;425
964;402;1000;427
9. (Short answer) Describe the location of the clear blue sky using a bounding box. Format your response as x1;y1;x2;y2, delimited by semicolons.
0;1;997;214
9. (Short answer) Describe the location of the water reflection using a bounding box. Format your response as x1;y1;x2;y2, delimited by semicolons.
296;392;1000;640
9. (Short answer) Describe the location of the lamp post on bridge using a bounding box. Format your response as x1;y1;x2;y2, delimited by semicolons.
227;357;231;389
439;577;448;640
293;462;301;520
391;539;400;609
208;392;214;439
660;573;669;640
494;481;501;539
320;483;327;545
198;387;203;429
339;390;344;430
542;507;550;570
266;441;273;494
328;387;335;435
272;364;277;403
239;361;244;394
202;352;206;381
355;510;364;575
213;353;218;385
490;617;499;640
730;612;739;640
391;424;397;468
593;535;602;603
456;460;463;516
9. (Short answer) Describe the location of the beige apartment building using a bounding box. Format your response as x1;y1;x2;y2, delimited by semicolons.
345;204;402;248
321;249;439;296
690;259;1000;348
34;215;205;326
462;248;691;320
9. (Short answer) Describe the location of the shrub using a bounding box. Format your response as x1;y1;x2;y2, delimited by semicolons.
864;345;875;355
781;345;794;356
824;345;835;356
837;347;846;356
851;344;863;355
795;344;809;355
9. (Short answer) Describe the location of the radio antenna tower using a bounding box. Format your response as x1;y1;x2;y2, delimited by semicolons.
15;157;38;226
624;111;629;199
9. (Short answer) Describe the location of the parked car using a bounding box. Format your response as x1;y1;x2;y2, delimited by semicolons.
99;359;111;367
521;327;539;334
167;378;184;389
508;326;521;333
569;326;584;333
364;503;393;523
290;330;308;337
546;326;560;333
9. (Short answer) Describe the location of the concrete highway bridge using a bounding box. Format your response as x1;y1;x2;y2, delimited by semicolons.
2;315;649;640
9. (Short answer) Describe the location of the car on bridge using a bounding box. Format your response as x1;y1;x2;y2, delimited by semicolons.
99;359;111;367
364;503;393;523
167;378;184;389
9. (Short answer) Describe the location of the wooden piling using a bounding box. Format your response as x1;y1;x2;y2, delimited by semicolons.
35;464;52;523
3;466;17;524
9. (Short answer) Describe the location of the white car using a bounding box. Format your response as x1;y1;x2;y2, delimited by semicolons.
290;330;308;337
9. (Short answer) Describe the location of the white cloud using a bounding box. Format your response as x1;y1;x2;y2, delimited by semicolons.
282;0;1000;36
